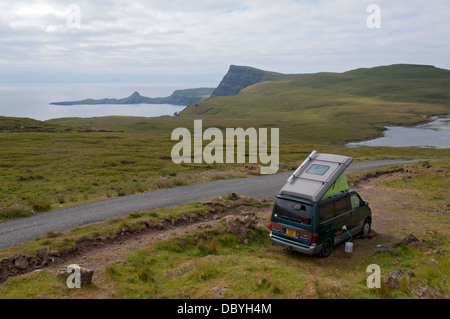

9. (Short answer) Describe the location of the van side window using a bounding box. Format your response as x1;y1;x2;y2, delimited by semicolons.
319;197;350;223
319;201;334;222
350;194;361;209
335;197;349;215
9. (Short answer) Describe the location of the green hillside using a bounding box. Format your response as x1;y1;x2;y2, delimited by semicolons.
180;64;450;143
0;116;70;132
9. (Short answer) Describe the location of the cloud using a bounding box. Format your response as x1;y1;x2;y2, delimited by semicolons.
0;0;449;82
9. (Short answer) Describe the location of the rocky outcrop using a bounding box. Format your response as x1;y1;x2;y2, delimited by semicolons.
210;65;283;98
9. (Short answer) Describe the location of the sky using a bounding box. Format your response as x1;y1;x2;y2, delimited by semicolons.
0;0;449;84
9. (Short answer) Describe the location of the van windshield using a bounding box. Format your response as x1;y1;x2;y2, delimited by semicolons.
275;198;313;225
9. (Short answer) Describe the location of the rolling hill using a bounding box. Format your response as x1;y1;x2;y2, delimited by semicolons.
184;64;450;116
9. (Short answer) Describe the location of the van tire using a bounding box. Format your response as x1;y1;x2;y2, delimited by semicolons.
319;237;333;258
360;218;371;236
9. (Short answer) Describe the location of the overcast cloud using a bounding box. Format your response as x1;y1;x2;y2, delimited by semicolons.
0;0;449;83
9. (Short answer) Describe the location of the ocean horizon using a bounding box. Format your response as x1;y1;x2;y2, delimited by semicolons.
0;82;214;121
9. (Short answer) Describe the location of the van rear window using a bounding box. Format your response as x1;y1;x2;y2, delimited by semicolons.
275;199;312;225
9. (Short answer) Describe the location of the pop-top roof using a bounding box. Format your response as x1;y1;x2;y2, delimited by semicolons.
278;152;353;202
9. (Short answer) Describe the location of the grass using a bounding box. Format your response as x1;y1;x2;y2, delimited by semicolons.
364;236;449;299
0;129;256;222
0;161;448;299
2;221;447;299
1;126;449;222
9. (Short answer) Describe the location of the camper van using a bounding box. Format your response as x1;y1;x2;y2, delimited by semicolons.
270;151;372;257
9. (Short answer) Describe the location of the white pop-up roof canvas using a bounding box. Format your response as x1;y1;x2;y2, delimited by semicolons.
279;151;353;202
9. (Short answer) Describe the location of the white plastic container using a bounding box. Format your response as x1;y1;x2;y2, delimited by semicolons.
345;242;353;253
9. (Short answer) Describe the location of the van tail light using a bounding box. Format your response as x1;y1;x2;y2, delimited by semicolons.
270;224;272;231
311;234;318;244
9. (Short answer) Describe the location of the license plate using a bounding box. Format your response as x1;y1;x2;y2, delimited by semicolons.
285;229;296;237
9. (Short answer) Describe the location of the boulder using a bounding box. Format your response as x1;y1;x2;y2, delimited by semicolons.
228;192;239;200
383;276;400;289
395;233;423;247
390;269;404;279
14;256;29;270
375;245;398;254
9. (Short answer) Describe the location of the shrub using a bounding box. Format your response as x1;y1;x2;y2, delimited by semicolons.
29;198;52;212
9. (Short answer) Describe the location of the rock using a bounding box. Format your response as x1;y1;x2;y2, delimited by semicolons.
390;269;404;279
383;276;400;289
406;270;416;277
376;245;398;254
241;211;255;216
395;233;423;247
408;241;425;248
433;249;444;256
57;267;68;276
414;285;441;298
79;268;94;284
426;259;438;265
421;162;432;168
241;165;260;173
229;192;239;200
14;256;29;270
211;287;228;297
404;165;418;174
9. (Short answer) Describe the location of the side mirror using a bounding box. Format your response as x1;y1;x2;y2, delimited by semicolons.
363;201;369;207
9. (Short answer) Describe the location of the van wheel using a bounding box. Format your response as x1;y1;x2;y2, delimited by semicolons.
360;218;371;236
319;237;333;258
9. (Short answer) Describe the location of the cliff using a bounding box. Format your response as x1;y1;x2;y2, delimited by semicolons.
210;65;285;98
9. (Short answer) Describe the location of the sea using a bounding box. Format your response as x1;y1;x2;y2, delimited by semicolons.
0;82;212;121
346;117;450;149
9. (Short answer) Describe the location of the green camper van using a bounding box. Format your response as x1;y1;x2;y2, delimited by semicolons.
270;151;372;257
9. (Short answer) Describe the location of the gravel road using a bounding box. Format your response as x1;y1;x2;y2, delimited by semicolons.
0;158;428;249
